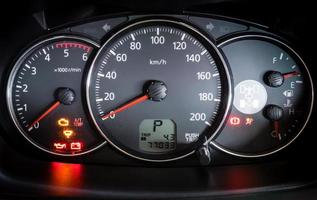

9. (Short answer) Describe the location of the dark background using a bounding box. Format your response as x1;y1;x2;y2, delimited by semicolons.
0;0;316;199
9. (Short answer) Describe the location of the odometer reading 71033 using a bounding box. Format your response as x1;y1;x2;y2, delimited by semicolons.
87;19;231;161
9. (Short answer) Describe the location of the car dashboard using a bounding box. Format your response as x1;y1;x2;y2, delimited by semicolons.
0;0;316;199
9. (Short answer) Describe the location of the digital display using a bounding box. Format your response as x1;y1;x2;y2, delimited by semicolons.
139;119;176;153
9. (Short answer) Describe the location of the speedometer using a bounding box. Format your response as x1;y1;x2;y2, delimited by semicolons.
87;19;231;161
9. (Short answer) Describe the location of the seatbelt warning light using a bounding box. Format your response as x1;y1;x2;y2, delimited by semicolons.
245;117;254;126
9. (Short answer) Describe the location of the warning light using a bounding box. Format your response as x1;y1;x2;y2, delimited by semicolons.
73;118;84;127
70;142;83;150
229;116;241;126
58;118;69;127
54;143;67;150
63;130;74;138
245;117;254;126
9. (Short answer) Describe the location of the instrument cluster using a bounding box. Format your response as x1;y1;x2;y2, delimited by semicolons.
1;14;314;164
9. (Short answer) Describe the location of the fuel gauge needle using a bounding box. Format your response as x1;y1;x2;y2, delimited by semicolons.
282;71;300;79
27;101;61;132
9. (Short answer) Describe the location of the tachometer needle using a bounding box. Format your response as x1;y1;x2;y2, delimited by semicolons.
27;101;61;131
102;95;149;120
282;71;300;79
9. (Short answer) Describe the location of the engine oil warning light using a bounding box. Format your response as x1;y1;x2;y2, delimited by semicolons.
54;143;67;150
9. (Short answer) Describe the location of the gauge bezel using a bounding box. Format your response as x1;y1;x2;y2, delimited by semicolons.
6;35;107;157
86;18;233;162
211;34;314;158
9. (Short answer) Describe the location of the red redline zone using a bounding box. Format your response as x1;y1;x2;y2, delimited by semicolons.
55;42;92;53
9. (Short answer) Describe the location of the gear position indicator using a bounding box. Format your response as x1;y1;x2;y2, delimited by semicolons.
139;119;176;153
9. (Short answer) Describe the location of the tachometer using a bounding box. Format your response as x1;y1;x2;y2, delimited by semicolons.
86;19;231;161
7;36;105;156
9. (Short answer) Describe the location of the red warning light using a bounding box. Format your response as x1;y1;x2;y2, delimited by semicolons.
70;142;83;150
54;143;67;150
229;116;241;126
73;118;84;127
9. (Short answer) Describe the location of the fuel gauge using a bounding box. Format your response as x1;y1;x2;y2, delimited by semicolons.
212;35;314;157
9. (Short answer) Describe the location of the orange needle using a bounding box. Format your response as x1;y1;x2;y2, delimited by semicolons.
274;121;282;141
283;71;300;79
102;95;149;120
28;101;61;131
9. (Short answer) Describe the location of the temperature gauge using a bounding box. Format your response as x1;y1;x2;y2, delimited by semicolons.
212;35;314;157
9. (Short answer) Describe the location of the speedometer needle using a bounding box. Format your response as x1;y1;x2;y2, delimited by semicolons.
101;80;168;120
28;101;61;131
102;95;149;120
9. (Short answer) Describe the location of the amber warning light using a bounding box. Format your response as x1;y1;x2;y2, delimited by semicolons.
58;118;69;127
63;130;74;138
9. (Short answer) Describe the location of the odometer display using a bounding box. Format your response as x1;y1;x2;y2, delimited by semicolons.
87;19;231;161
139;119;176;153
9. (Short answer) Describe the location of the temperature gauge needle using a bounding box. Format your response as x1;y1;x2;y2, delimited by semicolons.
273;121;282;141
27;101;61;131
282;71;300;79
102;95;149;120
265;105;284;141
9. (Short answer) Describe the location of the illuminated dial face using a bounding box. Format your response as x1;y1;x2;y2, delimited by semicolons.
87;20;231;161
213;35;313;157
7;37;105;156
